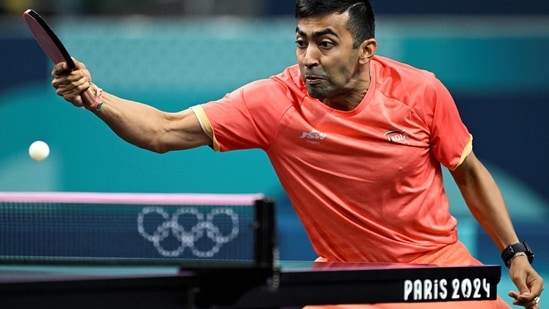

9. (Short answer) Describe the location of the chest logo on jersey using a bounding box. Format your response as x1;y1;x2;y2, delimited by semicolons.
385;129;410;145
299;130;327;145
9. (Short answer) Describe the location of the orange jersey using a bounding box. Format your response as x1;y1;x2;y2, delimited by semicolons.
192;55;473;263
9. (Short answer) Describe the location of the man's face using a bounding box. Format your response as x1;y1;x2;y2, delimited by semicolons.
295;12;362;101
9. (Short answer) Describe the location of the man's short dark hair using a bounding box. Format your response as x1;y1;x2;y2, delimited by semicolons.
295;0;375;48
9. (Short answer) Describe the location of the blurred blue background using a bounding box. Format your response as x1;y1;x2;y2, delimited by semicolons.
0;1;548;305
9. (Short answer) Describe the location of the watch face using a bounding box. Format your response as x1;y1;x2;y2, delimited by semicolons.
513;243;527;253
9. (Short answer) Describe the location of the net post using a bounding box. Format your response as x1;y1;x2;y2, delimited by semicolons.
254;197;277;268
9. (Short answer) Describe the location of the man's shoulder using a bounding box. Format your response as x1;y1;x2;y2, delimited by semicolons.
250;64;307;100
272;64;303;86
372;55;442;94
240;65;303;97
373;55;436;80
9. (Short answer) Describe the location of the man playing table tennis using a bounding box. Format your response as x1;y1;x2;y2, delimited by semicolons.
51;0;543;308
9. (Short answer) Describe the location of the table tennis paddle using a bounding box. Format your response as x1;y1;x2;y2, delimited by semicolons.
22;9;96;108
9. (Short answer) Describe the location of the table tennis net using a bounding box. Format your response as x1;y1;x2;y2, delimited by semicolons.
0;192;276;267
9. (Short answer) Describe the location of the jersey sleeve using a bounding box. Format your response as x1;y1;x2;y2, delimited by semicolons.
191;78;291;152
425;77;472;170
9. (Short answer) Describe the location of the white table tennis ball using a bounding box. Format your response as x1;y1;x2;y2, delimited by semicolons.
29;140;50;161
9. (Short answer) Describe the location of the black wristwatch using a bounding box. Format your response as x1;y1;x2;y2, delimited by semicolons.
501;242;534;268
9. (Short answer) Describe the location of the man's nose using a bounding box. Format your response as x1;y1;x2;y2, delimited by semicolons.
302;46;319;67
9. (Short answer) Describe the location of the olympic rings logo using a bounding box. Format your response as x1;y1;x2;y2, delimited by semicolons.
137;207;239;258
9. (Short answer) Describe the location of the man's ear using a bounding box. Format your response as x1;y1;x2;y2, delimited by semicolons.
359;38;377;63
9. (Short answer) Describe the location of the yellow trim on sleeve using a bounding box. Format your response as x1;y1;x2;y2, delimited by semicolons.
190;105;220;152
450;134;473;171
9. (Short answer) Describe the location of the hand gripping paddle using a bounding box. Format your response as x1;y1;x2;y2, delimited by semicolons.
23;9;96;108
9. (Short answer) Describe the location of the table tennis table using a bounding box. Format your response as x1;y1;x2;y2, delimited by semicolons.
0;192;502;308
0;261;501;309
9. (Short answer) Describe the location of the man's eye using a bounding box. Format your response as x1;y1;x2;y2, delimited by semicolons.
319;41;334;48
295;40;307;48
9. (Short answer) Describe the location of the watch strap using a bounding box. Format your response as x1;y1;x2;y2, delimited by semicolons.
501;242;534;268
